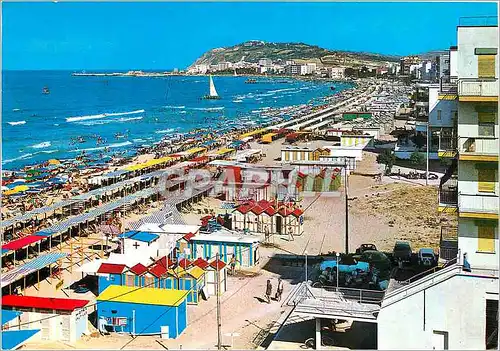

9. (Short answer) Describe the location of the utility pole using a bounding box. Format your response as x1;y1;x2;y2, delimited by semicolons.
426;122;429;186
344;160;349;254
216;253;222;351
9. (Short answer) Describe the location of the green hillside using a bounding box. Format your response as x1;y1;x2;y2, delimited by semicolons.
190;41;400;68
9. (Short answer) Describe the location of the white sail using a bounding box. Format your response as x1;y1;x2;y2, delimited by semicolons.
234;69;237;77
209;75;219;97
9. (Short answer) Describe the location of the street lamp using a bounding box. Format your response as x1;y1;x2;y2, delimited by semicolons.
336;252;340;290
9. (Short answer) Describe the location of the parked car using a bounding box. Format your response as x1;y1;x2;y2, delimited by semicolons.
393;241;412;263
359;250;391;272
355;244;377;255
418;248;436;266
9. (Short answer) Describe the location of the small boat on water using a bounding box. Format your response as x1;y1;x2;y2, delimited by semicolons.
42;87;50;94
330;86;336;91
202;75;220;100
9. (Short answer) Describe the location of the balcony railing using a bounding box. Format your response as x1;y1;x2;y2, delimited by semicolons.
459;136;499;155
439;186;458;206
459;193;499;214
438;136;457;152
440;226;458;261
458;78;498;97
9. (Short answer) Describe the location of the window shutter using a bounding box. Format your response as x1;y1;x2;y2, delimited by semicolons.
478;169;496;193
478;55;496;78
478;112;496;123
478;225;496;253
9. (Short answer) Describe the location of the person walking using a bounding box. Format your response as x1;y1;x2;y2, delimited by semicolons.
265;280;272;304
229;254;238;275
275;278;284;302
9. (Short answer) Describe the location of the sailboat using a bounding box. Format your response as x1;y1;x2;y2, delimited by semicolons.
234;69;238;77
203;75;220;100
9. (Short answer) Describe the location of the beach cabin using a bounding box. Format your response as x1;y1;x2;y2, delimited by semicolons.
205;259;227;296
260;132;279;144
340;134;374;148
2;295;89;343
232;200;304;236
97;263;126;293
281;147;312;163
124;263;148;287
97;285;188;338
190;229;260;268
177;266;206;304
118;230;160;256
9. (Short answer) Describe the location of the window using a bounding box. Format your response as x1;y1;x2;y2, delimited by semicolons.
478;55;496;78
477;225;495;253
486;299;499;349
284;151;289;161
478;112;496;137
478;169;496;193
437;110;442;120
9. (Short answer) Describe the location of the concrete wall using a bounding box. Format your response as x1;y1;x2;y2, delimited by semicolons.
329;147;363;161
458;102;499;138
458;161;499;196
378;273;499;350
457;26;499;79
458;218;499;269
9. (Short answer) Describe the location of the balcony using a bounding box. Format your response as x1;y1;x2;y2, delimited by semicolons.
437;135;458;158
459;136;499;161
439;226;458;261
458;78;499;102
438;77;458;100
459;193;499;219
439;175;458;212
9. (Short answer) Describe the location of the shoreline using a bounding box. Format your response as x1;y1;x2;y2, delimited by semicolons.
2;78;360;172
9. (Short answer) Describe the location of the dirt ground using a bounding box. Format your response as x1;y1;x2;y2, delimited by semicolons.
21;138;456;350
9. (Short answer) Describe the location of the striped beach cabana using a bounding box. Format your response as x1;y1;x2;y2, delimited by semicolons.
231;200;304;236
97;263;127;293
177;266;206;304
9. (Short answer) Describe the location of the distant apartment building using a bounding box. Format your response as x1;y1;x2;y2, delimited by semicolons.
258;58;273;67
305;63;317;75
327;67;345;79
285;64;308;75
379;16;499;350
217;62;232;71
189;64;209;74
257;66;268;74
285;60;295;66
437;53;451;80
400;55;421;76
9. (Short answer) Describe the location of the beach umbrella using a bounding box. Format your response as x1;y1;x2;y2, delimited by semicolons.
1;186;9;191
99;224;121;236
48;159;61;165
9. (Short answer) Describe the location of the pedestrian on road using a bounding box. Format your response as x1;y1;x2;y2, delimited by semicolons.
275;278;284;302
265;280;272;304
229;254;238;275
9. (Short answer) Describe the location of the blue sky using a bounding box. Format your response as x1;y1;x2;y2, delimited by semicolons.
2;2;498;70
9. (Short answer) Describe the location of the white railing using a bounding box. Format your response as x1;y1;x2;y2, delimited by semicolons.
459;193;499;213
459;78;499;97
459;136;499;155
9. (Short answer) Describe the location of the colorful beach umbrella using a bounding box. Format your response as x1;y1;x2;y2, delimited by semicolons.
3;185;29;195
48;159;61;165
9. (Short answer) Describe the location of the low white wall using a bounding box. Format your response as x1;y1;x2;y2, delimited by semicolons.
378;273;498;350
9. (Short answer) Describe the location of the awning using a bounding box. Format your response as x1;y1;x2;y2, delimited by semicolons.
2;236;45;252
1;329;40;350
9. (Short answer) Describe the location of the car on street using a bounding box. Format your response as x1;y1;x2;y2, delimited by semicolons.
418;248;436;266
393;240;412;263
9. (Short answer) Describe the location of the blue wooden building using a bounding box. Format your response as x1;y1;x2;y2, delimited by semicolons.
97;285;189;338
97;263;127;293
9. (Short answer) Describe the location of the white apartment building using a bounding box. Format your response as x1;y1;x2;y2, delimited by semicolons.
258;58;273;67
327;67;345;79
378;17;499;350
285;64;308;75
305;63;317;75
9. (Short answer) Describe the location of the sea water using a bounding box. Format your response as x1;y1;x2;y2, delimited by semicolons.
2;70;353;170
